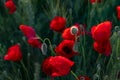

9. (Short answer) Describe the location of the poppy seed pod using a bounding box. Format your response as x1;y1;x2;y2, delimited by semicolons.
70;26;79;35
62;23;81;40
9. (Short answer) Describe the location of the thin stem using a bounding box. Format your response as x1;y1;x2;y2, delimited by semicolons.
106;55;112;71
116;38;120;58
10;62;21;79
20;60;30;80
5;75;13;80
96;54;101;64
82;46;86;73
1;70;13;80
11;62;16;73
36;34;44;42
43;38;56;56
83;33;86;47
71;71;79;80
75;35;78;42
106;38;119;71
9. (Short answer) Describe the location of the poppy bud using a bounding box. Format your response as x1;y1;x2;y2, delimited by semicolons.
115;26;119;32
41;43;47;55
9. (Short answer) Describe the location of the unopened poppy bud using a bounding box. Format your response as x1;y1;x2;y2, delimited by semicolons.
41;43;47;55
115;26;119;32
73;42;79;52
70;26;79;35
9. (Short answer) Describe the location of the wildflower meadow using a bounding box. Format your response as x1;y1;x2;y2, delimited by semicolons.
0;0;120;80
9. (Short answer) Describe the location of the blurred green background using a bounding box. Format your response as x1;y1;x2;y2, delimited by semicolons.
0;0;120;80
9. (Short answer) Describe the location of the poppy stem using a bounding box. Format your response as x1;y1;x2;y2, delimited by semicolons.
20;60;30;80
43;38;56;56
2;70;13;80
11;62;17;74
36;34;44;42
96;54;101;64
116;38;120;59
106;38;119;70
5;75;13;80
81;46;86;73
71;70;79;80
11;62;21;79
75;35;78;42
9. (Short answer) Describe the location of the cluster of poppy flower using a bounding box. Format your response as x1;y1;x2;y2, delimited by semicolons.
50;16;81;59
3;17;112;80
3;0;120;80
3;16;90;79
91;21;112;56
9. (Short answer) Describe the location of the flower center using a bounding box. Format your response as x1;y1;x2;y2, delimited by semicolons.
62;46;72;54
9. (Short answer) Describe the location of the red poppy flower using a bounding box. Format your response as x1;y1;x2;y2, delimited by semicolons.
117;6;120;19
4;44;22;61
78;76;90;80
94;40;111;56
27;37;42;49
20;25;42;49
55;40;78;59
19;25;36;39
62;23;81;40
42;56;74;77
5;0;16;14
91;21;112;56
91;21;112;43
50;16;66;32
90;0;101;4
